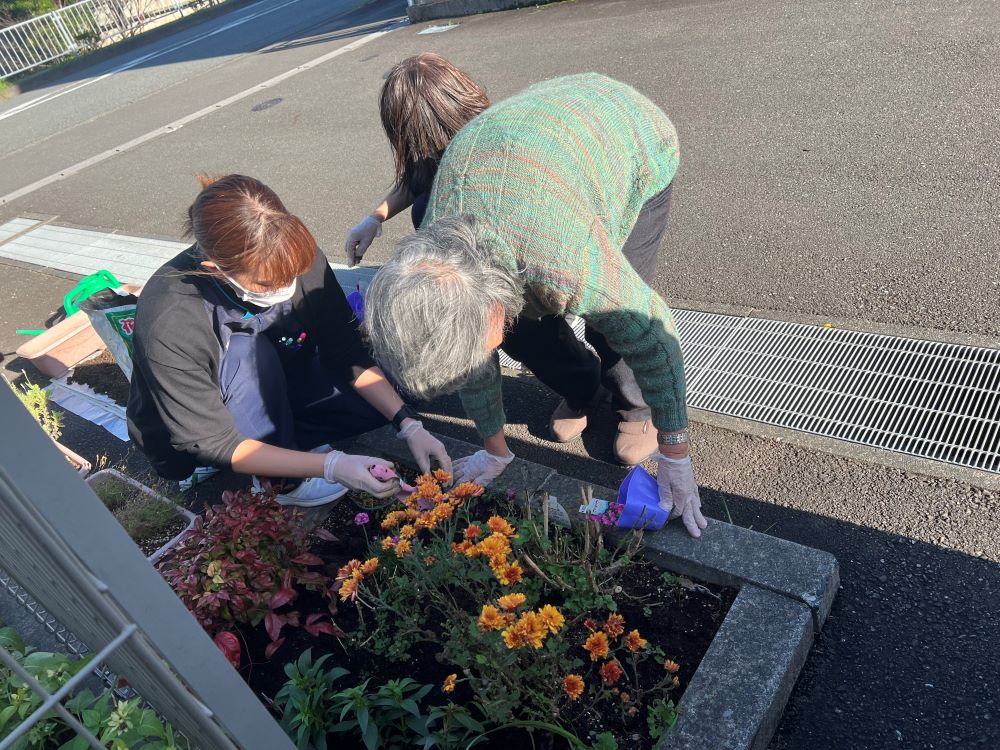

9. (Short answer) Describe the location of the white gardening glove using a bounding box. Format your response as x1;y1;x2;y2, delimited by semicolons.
323;451;400;498
397;420;453;477
453;449;514;487
655;454;708;538
344;216;382;267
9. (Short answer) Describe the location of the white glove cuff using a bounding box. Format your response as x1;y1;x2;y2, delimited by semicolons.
396;419;423;440
323;449;344;478
363;215;383;235
655;454;691;467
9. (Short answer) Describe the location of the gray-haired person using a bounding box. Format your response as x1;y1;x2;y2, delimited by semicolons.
366;73;707;538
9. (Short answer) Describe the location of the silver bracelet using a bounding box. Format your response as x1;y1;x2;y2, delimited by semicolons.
657;430;689;446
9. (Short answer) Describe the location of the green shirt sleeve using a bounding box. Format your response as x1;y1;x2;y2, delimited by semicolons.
457;353;507;438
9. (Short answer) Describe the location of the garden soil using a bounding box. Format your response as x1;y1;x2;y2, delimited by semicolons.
68;349;130;404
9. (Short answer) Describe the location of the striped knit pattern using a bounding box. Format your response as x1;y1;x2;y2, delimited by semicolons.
424;73;686;437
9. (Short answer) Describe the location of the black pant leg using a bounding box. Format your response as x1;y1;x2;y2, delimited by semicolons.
583;183;673;421
501;315;602;412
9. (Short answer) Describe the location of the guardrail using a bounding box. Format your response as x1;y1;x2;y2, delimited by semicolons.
0;0;218;80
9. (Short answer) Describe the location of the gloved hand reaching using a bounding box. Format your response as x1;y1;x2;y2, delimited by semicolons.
397;420;453;477
344;216;382;267
655;454;708;538
323;451;400;498
453;449;515;487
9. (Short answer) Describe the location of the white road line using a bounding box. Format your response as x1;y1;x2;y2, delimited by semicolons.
0;19;407;207
0;0;304;122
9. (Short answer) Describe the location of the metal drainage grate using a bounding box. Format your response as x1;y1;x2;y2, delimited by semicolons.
675;311;1000;474
499;312;999;473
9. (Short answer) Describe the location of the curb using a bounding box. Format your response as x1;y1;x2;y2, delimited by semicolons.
407;0;555;22
349;424;839;750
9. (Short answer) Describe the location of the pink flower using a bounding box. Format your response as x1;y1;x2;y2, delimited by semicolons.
354;512;370;525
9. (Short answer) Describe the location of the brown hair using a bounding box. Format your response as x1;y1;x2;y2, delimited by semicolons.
380;53;489;197
185;174;316;288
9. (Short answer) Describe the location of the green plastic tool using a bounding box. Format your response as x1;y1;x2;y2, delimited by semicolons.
63;270;122;316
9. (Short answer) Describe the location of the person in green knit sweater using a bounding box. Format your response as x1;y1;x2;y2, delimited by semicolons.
366;73;707;538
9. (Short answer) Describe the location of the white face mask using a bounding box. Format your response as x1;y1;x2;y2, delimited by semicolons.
221;272;297;308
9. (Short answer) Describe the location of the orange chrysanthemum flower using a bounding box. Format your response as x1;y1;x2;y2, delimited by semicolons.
624;629;647;652
452;481;485;499
399;524;417;540
663;659;680;674
599;660;624;685
451;540;472;556
394;539;412;557
464;524;482;540
424;555;435;566
486;515;517;538
538;604;565;634
337;570;363;602
562;674;585;701
360;558;379;575
431;503;454;522
335;560;360;581
497;593;527;611
478;604;506;632
504;611;547;649
671;676;680;687
603;613;626;639
442;673;457;692
620;691;631;703
381;537;395;551
583;618;598;632
496;561;524;586
583;631;610;661
433;468;453;484
477;533;511;560
502;625;528;649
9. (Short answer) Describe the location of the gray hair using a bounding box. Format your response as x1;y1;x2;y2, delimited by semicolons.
365;215;524;399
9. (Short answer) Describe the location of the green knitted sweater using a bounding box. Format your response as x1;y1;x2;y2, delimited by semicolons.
424;73;686;438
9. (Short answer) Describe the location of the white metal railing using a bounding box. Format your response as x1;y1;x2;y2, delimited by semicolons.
0;0;220;80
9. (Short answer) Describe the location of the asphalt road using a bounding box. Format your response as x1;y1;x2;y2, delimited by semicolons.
1;0;998;748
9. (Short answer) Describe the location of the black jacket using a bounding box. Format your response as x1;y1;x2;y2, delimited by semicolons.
126;246;375;480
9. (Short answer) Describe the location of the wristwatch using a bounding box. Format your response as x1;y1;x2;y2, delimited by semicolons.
391;404;418;432
657;429;689;446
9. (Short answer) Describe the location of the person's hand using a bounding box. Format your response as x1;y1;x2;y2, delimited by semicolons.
453;449;514;486
655;454;708;538
344;216;382;267
323;451;399;498
397;420;453;477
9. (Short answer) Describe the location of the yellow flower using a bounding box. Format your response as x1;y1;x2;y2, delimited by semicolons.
624;629;647;652
583;631;609;661
360;558;379;575
537;604;565;634
486;515;516;538
442;673;457;693
603;613;626;639
497;593;527;611
562;674;584;701
478;605;506;632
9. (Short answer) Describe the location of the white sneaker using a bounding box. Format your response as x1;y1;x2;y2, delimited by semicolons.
252;476;348;507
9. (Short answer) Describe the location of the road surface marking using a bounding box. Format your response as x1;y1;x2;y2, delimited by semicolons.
0;19;407;207
0;0;305;122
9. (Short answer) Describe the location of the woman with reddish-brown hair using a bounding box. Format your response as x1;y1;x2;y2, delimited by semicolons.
344;53;490;266
127;174;451;505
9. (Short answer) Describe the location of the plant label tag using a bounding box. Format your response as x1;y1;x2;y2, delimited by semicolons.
579;498;610;515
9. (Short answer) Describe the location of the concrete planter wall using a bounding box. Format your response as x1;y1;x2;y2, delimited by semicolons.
85;469;196;565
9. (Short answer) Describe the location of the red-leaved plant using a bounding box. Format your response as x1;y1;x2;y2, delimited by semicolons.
158;487;343;660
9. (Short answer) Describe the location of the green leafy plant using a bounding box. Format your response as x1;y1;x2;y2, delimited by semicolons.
646;697;679;740
11;377;63;441
274;649;486;750
0;620;187;749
